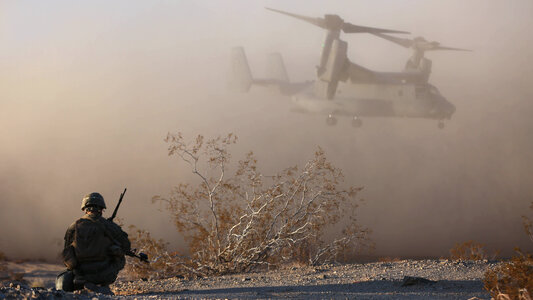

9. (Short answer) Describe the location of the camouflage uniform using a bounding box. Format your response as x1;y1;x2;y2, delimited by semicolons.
58;193;131;292
63;215;131;285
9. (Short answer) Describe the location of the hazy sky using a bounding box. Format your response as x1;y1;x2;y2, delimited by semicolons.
1;0;532;259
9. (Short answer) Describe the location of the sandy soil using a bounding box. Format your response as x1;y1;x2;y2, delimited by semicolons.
0;259;498;299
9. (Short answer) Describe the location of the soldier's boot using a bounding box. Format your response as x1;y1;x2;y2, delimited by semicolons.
72;270;87;291
72;279;85;290
56;270;76;292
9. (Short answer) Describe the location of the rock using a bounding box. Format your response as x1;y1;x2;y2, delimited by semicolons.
401;276;436;286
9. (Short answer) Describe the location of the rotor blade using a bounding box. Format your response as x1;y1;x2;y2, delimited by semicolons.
265;7;326;29
371;32;414;48
373;33;471;52
431;46;472;52
342;23;409;34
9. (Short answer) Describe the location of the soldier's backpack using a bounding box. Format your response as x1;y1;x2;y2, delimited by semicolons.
72;217;113;262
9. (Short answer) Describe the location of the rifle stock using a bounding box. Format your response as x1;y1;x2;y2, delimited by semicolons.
126;250;149;263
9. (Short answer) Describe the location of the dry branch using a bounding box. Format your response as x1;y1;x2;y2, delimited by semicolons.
153;132;371;276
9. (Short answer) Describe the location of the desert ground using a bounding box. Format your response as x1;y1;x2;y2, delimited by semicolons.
1;259;498;299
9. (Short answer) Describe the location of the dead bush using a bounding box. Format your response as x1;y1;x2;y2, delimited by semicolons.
378;257;403;263
450;239;500;261
153;133;371;276
484;249;533;300
450;240;494;260
523;202;533;244
483;202;533;299
122;225;191;280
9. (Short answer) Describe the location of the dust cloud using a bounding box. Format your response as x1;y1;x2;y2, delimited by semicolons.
0;0;532;260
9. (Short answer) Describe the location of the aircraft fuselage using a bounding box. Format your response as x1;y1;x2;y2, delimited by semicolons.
290;81;455;121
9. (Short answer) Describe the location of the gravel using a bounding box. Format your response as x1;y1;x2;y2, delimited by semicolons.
0;259;500;299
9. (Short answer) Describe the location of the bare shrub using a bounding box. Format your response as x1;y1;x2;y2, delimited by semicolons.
122;225;190;280
483;202;533;299
378;257;403;263
484;249;533;300
450;240;497;260
152;132;371;276
523;202;533;243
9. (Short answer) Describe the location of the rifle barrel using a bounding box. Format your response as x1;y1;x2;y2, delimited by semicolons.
109;188;127;221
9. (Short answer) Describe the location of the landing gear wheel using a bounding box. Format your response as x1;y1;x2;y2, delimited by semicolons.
351;116;363;128
438;121;445;129
326;114;337;126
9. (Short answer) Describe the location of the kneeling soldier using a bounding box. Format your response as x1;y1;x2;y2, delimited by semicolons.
56;192;131;294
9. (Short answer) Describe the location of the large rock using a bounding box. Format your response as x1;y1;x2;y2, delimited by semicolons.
401;276;436;286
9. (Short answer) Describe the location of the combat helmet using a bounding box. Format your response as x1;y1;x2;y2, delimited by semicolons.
81;192;106;210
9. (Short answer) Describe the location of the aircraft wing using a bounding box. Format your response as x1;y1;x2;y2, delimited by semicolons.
348;62;426;84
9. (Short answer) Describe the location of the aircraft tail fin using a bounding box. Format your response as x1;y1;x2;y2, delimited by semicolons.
228;48;303;95
266;53;290;83
228;47;253;92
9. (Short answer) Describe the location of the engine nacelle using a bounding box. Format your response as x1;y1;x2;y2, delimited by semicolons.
314;39;348;99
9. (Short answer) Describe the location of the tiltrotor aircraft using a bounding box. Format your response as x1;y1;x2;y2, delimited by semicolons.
229;8;467;129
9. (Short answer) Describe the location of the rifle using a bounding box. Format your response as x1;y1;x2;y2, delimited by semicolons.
107;188;150;264
108;188;127;222
126;250;149;263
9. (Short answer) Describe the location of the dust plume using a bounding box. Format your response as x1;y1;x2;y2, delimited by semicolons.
0;0;532;260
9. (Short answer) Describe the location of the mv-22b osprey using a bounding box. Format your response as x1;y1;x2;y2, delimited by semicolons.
230;8;469;129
